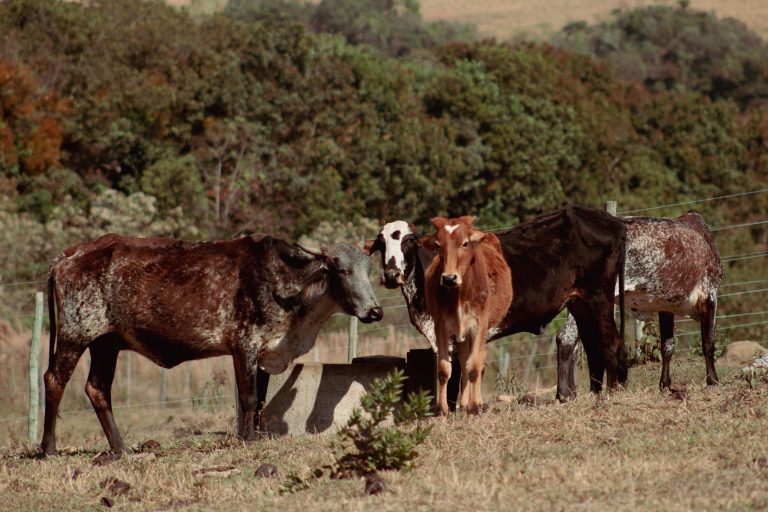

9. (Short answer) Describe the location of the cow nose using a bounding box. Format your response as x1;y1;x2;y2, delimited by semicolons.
382;270;402;289
361;305;383;323
440;273;459;288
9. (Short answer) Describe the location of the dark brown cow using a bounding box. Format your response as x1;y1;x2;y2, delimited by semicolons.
422;216;512;415
42;233;382;455
367;205;627;400
557;211;723;391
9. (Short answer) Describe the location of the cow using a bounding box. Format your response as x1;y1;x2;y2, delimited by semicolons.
42;233;382;455
366;205;627;403
556;211;723;392
421;216;512;415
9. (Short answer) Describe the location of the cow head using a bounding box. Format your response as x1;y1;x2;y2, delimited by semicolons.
421;216;485;288
364;220;420;289
297;243;383;323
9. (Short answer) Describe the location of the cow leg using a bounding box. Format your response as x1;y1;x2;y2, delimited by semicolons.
700;297;719;385
555;314;579;401
569;302;605;394
42;340;86;456
465;323;487;415
232;350;260;440
85;338;126;453
658;311;675;389
436;327;452;416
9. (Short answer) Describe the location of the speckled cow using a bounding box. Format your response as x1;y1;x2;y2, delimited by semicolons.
556;211;723;395
42;234;382;455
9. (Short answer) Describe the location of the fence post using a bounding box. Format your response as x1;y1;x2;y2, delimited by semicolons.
159;368;167;407
124;352;132;406
28;291;43;444
348;316;358;362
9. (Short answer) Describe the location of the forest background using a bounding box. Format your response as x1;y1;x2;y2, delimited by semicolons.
0;0;766;341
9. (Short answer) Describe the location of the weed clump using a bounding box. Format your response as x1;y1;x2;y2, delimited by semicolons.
333;368;432;477
278;369;432;494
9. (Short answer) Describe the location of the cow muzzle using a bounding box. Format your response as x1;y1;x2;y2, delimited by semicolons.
440;273;460;288
360;305;383;323
381;270;405;289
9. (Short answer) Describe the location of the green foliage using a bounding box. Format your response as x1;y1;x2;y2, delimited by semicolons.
553;3;768;109
741;363;768;389
334;369;432;476
627;321;662;367
226;0;476;56
0;0;767;339
140;154;206;221
278;471;315;495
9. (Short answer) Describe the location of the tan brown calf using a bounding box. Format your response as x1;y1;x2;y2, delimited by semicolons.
422;216;512;415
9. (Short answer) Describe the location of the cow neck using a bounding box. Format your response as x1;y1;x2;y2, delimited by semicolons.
257;282;339;374
295;292;338;340
401;244;436;350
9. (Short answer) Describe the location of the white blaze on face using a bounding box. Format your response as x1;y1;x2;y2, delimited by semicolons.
381;220;412;274
445;224;459;235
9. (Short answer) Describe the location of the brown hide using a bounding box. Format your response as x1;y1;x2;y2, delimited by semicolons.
422;216;512;415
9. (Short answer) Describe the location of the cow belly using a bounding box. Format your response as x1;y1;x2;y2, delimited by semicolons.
124;330;230;368
624;285;704;321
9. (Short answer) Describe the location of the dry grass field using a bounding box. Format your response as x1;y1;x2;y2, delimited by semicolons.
1;349;767;511
420;0;768;39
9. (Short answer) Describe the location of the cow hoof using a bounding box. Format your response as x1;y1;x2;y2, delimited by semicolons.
706;376;720;386
465;404;482;416
41;446;59;457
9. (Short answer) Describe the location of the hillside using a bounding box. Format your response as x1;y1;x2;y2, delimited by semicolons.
420;0;768;39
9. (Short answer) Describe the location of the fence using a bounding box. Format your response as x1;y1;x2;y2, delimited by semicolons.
1;190;766;445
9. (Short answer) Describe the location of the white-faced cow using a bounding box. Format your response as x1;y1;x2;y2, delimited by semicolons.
421;216;512;415
42;234;382;455
556;211;723;394
367;205;627;403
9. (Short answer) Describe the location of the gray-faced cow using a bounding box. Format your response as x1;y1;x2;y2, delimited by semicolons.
556;211;723;393
367;205;627;401
42;233;382;455
421;216;512;415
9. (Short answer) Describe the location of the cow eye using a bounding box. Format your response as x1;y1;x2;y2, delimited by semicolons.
434;240;441;248
461;240;469;248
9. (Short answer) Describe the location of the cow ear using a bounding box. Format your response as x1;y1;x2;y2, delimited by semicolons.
302;264;328;302
430;217;446;230
420;235;437;251
468;230;485;244
362;239;380;255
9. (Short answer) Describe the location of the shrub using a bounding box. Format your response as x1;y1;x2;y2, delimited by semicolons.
333;368;432;476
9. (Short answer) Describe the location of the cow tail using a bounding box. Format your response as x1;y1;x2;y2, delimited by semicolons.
618;234;626;342
47;274;57;373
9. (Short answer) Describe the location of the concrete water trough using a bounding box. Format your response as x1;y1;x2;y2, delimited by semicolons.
257;349;460;435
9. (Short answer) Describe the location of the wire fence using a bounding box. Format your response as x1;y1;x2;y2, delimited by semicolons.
1;190;767;439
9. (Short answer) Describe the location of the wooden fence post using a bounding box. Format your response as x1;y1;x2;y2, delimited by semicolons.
28;291;43;444
124;352;132;406
159;368;167;407
348;316;358;362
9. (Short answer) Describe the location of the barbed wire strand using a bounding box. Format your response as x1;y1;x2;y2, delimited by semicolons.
619;188;768;214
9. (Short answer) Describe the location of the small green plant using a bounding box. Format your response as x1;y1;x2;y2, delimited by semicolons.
192;370;228;412
333;369;433;477
278;470;323;496
740;355;768;388
627;321;662;367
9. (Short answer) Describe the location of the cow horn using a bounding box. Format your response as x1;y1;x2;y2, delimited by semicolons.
296;243;324;257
